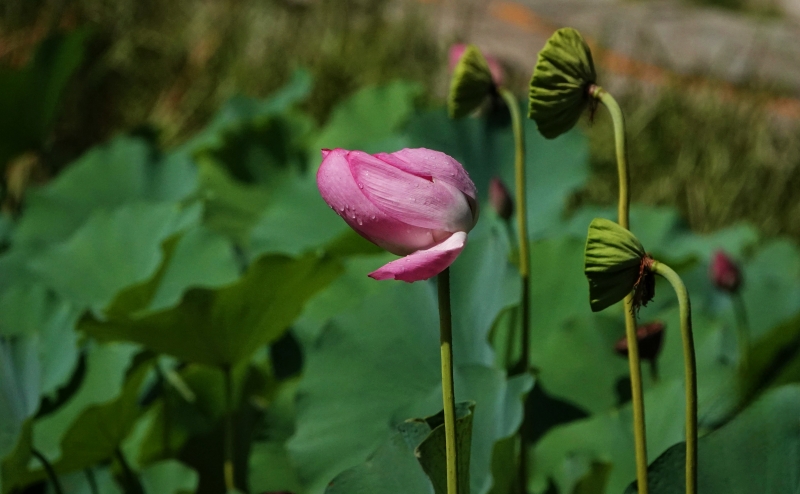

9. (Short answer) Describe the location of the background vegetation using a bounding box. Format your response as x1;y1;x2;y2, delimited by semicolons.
1;1;799;494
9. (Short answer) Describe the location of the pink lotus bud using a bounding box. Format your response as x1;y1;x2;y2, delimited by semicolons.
317;148;479;282
710;250;741;293
488;177;513;220
448;43;505;87
614;321;665;361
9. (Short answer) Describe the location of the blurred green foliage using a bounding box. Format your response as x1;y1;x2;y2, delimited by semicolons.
0;4;800;494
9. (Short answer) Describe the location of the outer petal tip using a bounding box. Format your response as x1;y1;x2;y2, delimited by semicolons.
367;231;468;282
321;148;332;158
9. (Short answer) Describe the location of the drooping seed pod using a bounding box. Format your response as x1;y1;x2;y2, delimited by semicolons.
528;28;597;139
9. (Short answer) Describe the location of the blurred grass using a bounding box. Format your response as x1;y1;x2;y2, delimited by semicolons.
0;0;441;155
3;0;800;242
577;82;800;240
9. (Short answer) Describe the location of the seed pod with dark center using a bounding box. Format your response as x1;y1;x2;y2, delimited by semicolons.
614;321;665;361
448;44;497;119
528;27;597;139
584;218;654;312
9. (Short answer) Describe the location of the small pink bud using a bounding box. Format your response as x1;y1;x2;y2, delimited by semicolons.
710;250;742;293
488;177;513;220
317;148;479;282
614;321;665;361
448;43;505;87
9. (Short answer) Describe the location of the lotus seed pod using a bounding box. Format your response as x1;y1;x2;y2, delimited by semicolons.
528;28;597;139
448;45;497;119
584;218;652;312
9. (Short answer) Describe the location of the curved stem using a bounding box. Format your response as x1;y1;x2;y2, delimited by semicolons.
592;85;649;494
223;365;236;492
437;268;459;494
651;261;698;494
32;448;63;494
115;447;144;494
498;88;532;494
85;468;99;494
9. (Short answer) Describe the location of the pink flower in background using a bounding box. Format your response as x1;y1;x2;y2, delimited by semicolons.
317;148;479;282
448;43;505;87
710;250;742;293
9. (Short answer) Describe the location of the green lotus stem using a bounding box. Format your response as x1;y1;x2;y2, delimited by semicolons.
32;448;64;494
498;87;532;493
437;268;459;494
115;447;143;494
591;84;649;494
651;260;698;494
85;468;99;494
223;365;236;492
732;292;750;371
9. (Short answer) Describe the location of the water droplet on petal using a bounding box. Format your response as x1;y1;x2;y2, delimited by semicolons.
358;183;363;189
339;206;345;212
371;215;376;220
357;218;363;225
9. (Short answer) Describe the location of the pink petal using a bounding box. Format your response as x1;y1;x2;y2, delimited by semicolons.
448;44;467;72
368;231;468;282
376;148;477;203
317;149;440;255
348;151;474;234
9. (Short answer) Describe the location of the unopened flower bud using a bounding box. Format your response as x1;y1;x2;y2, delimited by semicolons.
710;250;742;293
614;321;665;361
489;177;513;220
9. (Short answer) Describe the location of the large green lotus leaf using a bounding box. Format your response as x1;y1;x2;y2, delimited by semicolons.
0;283;80;396
81;253;341;366
179;69;313;155
407;101;589;239
27;202;200;312
106;225;240;317
584;218;646;312
528;28;596;139
288;275;531;494
140;460;199;494
450;219;520;367
312;81;422;157
525;236;628;413
624;384;800;494
14;360;151;488
247;173;355;258
0;337;40;463
0;30;88;171
529;380;686;494
46;466;122;494
31;342;138;465
448;45;495;119
15;136;196;248
325;403;475;494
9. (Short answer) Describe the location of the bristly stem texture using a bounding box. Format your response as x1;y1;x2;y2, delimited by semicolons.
223;365;236;492
437;268;459;494
499;87;532;494
591;85;649;494
651;260;698;494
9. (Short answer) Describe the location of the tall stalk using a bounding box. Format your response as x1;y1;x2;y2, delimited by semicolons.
437;268;459;494
32;448;64;494
223;365;236;492
498;88;532;494
591;85;649;494
651;260;698;494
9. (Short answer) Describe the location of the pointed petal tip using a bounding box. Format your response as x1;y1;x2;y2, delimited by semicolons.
367;232;467;283
321;148;332;159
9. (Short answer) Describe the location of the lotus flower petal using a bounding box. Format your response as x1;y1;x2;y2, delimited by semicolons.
349;151;474;233
317;149;441;255
368;232;467;282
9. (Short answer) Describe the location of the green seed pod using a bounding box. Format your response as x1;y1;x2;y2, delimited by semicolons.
448;45;496;119
584;218;651;312
528;27;597;139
